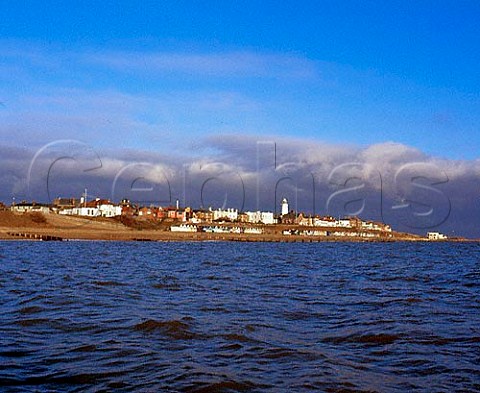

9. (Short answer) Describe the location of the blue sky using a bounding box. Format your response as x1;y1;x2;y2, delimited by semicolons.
1;1;480;158
2;1;480;236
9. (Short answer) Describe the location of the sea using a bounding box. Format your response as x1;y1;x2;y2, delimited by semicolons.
0;241;479;392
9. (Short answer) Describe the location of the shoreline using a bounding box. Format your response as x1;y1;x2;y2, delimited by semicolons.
0;212;469;243
0;226;467;243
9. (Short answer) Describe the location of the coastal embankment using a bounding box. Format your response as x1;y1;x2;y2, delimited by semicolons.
0;211;439;242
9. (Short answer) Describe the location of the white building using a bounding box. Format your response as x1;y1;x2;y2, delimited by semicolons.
335;219;353;228
427;232;448;240
302;230;328;236
360;221;391;232
11;203;51;215
59;198;121;218
260;212;275;225
281;198;289;216
171;224;197;232
245;211;275;225
246;211;261;223
244;227;263;234
203;225;231;233
97;202;122;217
212;208;238;221
313;218;336;227
73;207;99;217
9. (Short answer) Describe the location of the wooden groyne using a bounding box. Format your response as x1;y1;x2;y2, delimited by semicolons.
7;232;63;241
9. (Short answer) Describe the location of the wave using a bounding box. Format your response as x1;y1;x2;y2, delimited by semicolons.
184;380;255;392
70;344;97;353
93;280;126;287
18;306;44;314
152;282;181;291
323;333;402;345
16;318;51;327
222;333;259;343
133;319;199;340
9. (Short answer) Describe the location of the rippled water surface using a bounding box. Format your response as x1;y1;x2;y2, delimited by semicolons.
0;241;479;392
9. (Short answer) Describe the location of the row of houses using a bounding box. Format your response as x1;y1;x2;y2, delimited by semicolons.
283;229;385;238
131;206;276;225
10;198;121;218
427;231;448;240
8;198;275;223
8;195;390;232
170;224;387;238
58;198;122;218
295;214;391;232
10;202;51;215
171;224;266;235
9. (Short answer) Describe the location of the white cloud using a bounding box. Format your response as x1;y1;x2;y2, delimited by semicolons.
86;50;318;79
2;135;480;237
0;41;318;80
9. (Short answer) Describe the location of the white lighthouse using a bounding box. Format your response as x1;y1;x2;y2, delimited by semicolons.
281;197;289;216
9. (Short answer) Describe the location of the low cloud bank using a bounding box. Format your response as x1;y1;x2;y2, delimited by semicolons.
1;135;479;237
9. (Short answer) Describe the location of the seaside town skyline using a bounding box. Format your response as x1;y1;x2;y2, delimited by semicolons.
1;142;475;238
5;191;455;242
1;2;480;237
1;4;479;392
